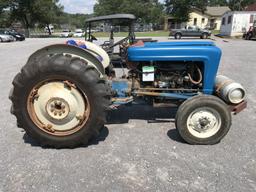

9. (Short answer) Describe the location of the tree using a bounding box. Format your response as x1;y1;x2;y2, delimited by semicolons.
0;0;10;27
94;0;164;25
32;0;63;35
208;0;256;10
6;0;63;36
0;0;8;14
208;0;228;6
228;0;256;11
165;0;208;22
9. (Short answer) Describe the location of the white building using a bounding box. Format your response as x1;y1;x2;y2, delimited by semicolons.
220;11;256;36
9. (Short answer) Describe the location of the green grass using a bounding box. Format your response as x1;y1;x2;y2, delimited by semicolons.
93;31;169;38
211;30;220;35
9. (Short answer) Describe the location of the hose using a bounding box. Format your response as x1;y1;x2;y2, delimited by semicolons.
188;66;202;85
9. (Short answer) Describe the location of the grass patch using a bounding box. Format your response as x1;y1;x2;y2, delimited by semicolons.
93;31;169;38
211;30;220;35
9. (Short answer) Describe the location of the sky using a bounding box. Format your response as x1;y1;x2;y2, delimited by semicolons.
59;0;165;14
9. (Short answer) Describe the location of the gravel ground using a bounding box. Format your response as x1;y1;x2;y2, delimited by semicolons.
0;37;255;192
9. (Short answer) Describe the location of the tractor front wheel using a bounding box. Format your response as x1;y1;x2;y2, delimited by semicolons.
175;95;231;145
10;54;110;148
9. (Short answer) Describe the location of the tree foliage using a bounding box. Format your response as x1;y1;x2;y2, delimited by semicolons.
165;0;208;22
208;0;228;6
94;0;164;24
228;0;256;11
7;0;63;29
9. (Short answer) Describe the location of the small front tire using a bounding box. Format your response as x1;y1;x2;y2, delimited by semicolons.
175;95;231;145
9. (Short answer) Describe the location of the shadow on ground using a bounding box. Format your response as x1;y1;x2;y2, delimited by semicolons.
107;104;177;124
23;126;109;148
23;104;185;148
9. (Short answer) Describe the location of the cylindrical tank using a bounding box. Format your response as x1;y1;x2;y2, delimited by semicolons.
215;75;246;104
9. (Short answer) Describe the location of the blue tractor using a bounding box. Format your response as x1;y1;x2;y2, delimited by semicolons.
9;14;247;148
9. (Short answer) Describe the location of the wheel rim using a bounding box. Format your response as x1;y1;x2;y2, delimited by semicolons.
27;80;90;136
186;107;221;139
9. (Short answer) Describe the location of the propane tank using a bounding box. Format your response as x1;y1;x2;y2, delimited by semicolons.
215;75;246;104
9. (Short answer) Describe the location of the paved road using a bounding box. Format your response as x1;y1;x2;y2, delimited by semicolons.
0;37;255;192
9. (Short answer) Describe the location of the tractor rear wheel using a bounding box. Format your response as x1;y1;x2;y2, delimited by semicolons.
10;53;110;148
175;95;231;145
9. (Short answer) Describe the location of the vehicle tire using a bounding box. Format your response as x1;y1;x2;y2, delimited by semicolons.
201;33;208;39
10;53;111;148
175;33;182;39
175;95;231;145
247;33;253;40
0;38;3;42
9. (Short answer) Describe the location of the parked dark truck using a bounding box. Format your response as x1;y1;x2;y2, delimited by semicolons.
9;14;246;148
170;25;212;39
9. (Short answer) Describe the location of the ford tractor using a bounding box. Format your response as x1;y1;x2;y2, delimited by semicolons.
9;14;247;148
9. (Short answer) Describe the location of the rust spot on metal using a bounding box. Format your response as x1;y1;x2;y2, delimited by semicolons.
42;124;55;133
229;100;247;115
215;80;233;94
63;80;76;89
76;114;86;126
29;88;39;103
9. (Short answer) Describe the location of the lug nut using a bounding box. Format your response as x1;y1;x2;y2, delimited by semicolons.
54;112;57;116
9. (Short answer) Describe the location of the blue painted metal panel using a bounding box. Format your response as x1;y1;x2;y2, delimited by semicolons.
128;41;222;94
111;80;129;97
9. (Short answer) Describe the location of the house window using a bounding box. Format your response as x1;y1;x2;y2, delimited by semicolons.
250;15;254;23
194;18;197;26
202;18;205;24
228;16;232;24
222;17;226;25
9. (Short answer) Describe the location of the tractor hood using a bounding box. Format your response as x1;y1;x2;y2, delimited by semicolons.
128;41;219;62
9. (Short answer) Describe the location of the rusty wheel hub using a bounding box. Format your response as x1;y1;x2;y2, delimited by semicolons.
27;80;90;136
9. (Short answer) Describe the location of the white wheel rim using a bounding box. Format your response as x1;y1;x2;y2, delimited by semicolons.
27;80;90;136
186;107;221;139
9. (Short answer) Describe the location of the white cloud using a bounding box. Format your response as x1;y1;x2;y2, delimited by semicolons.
59;0;97;14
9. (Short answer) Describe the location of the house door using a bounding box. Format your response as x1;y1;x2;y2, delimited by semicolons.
210;19;216;30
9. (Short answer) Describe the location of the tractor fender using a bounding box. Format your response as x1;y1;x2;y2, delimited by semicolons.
27;44;105;74
78;40;110;69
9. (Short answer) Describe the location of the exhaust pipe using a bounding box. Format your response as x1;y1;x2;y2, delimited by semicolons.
215;75;246;104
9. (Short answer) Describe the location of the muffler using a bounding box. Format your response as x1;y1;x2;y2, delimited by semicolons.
215;75;246;104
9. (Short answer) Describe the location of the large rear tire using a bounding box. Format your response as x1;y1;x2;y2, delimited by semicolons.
10;54;110;148
175;95;231;145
